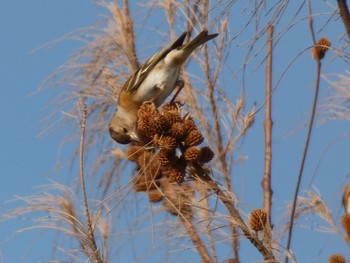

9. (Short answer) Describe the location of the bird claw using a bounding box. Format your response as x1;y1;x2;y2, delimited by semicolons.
176;79;185;89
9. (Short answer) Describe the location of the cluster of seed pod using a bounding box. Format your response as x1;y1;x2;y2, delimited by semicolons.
137;101;214;183
124;101;214;218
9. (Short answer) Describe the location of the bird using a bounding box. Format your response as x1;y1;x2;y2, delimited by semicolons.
343;183;350;214
109;30;218;144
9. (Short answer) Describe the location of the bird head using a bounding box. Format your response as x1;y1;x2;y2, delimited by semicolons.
109;107;140;144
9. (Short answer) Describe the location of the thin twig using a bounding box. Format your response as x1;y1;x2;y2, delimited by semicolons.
79;102;103;263
285;2;321;262
261;23;274;256
262;24;274;227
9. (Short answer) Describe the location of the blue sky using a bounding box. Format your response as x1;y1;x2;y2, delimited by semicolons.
0;1;97;262
1;1;350;262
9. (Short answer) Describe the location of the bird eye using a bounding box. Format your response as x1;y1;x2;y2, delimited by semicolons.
123;128;128;134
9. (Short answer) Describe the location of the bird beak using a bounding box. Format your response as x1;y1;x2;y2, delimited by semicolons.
129;132;141;143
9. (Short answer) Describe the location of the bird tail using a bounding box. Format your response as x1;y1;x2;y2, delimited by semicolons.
182;30;218;55
165;30;218;65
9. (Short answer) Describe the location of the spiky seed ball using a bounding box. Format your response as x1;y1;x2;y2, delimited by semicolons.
328;254;346;263
169;122;187;140
157;149;176;168
138;101;158;116
162;111;182;126
184;117;198;132
153;114;170;134
157;150;171;167
184;129;204;147
137;103;157;131
157;136;177;153
162;103;179;113
249;209;267;231
311;37;331;60
139;114;169;140
198;146;214;163
168;166;185;183
184;146;201;161
167;157;187;183
137;104;157;142
137;102;170;142
148;189;163;203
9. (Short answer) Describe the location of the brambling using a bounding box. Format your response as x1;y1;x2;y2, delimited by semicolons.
109;30;218;144
343;183;350;214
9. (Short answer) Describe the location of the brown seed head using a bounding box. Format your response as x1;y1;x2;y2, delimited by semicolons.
311;37;331;60
161;103;182;126
184;129;204;147
169;122;187;140
162;103;179;113
184;117;198;132
198;146;214;163
156;136;177;153
137;102;169;142
184;146;201;161
341;214;350;238
168;167;185;183
157;149;176;168
162;111;182;126
249;209;267;231
138;101;158;116
329;254;346;263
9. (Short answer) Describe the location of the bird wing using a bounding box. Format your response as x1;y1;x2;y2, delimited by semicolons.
124;32;187;94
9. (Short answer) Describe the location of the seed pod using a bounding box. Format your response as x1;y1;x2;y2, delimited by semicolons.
168;166;185;183
157;136;177;153
328;254;346;263
198;146;214;163
249;209;267;231
169;122;187;141
311;37;331;60
184;129;204;147
184;146;201;161
183;117;197;132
